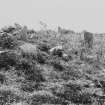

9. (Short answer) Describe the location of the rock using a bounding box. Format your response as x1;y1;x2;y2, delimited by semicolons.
49;45;63;57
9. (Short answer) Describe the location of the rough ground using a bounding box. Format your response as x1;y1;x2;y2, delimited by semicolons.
0;24;105;105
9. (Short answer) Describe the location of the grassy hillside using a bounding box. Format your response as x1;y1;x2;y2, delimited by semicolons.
0;24;105;105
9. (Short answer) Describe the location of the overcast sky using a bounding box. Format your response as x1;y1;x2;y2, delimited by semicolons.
0;0;105;32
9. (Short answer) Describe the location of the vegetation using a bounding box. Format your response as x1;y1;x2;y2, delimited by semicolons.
0;23;105;105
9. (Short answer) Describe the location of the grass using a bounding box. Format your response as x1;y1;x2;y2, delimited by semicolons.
0;24;105;105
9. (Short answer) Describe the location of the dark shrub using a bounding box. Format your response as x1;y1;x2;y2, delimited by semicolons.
29;91;68;105
61;66;83;80
38;43;50;53
0;51;18;69
2;26;15;33
71;92;92;104
84;31;93;49
16;58;32;70
52;82;81;103
0;73;6;84
0;90;21;105
21;81;41;92
0;33;17;49
25;65;45;82
49;58;64;71
52;82;92;104
16;59;45;82
36;51;49;64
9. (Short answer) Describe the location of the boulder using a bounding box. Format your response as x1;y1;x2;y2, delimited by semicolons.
49;45;63;57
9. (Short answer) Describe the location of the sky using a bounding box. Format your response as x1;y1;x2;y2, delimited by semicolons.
0;0;105;32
